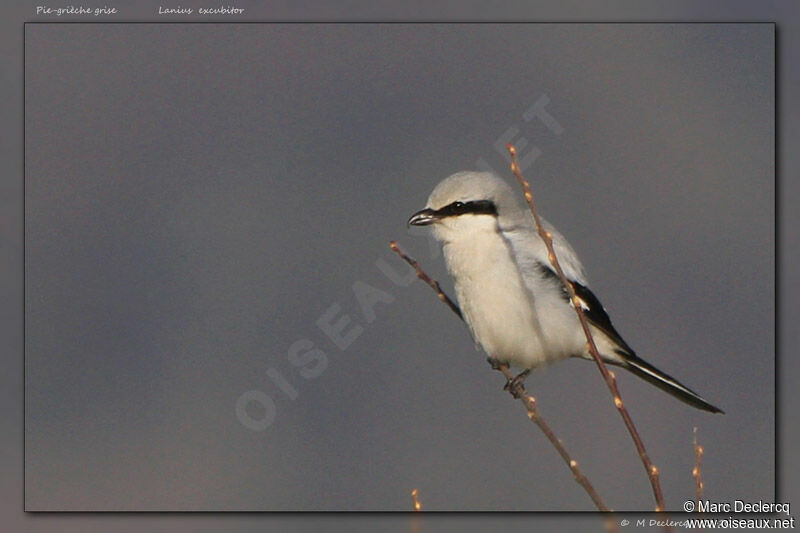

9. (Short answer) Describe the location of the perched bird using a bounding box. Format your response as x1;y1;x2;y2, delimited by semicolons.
408;171;722;413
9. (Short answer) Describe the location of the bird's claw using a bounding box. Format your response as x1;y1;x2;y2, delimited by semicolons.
503;369;531;399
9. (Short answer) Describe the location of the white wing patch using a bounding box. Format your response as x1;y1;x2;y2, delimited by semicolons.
568;296;591;311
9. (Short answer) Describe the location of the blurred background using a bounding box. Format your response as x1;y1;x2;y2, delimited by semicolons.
23;21;772;513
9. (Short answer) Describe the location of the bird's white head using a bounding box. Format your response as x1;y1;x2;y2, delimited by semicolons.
408;171;526;243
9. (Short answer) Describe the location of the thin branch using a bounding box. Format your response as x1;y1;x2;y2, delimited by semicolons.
506;144;668;513
390;241;611;514
693;427;704;505
389;241;462;319
411;488;422;511
495;362;611;512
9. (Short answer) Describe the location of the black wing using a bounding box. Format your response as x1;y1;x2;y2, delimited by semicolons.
537;264;635;357
536;264;723;413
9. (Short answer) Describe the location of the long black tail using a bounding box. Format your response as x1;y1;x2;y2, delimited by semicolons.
612;353;724;414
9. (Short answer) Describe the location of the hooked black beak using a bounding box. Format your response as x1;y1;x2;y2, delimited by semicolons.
408;208;438;227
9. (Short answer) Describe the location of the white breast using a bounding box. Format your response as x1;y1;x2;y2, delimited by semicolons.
443;227;583;369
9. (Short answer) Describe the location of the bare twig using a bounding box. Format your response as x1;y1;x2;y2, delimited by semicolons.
411;488;422;511
506;144;668;514
389;241;462;319
693;427;704;505
390;241;611;514
496;362;611;512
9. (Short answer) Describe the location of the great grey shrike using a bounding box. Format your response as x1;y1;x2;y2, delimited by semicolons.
408;171;722;413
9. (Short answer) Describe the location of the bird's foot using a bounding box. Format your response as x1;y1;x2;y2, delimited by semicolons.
503;369;531;399
486;357;505;371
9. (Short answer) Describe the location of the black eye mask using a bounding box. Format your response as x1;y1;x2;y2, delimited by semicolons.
434;200;498;218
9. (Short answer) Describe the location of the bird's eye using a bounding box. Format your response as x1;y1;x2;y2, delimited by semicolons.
452;201;465;209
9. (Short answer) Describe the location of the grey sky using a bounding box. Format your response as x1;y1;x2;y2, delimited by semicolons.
24;22;772;512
